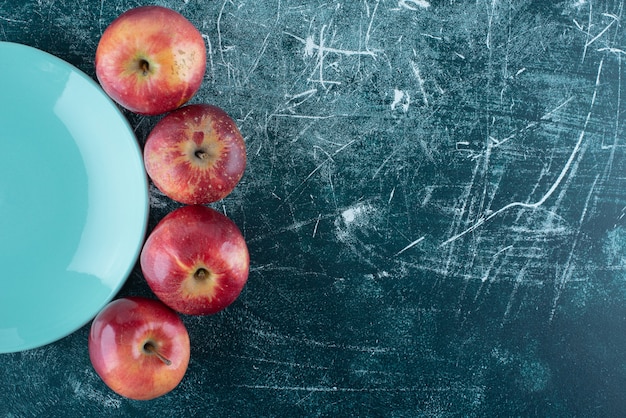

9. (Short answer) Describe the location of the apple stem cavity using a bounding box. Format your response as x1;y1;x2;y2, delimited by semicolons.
139;59;150;76
143;341;172;366
194;149;210;161
194;267;210;281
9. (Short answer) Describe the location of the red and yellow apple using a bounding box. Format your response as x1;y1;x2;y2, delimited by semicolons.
140;205;250;316
88;297;190;401
143;104;247;204
95;6;206;115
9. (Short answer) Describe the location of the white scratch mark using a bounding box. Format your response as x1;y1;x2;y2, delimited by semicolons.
334;139;357;155
585;17;616;49
398;0;431;11
598;47;626;55
602;50;621;180
365;0;379;51
581;0;593;63
456;140;470;150
312;214;321;237
286;89;318;101
244;32;271;85
484;94;573;154
395;236;426;256
0;15;28;24
573;19;584;31
314;24;329;87
502;264;527;324
216;0;230;63
549;174;600;322
485;0;497;50
372;147;400;179
440;60;604;247
274;0;282;24
234;384;418;393
541;96;575;120
285;22;377;88
281;89;317;114
489;134;514;147
286;31;377;58
285;7;380;88
272;113;336;120
286;160;330;201
440;158;482;277
281;140;357;205
201;34;215;84
98;0;105;34
409;59;429;106
421;33;442;41
481;245;514;283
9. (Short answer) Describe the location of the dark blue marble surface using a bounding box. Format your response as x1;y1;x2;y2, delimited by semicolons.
2;0;626;416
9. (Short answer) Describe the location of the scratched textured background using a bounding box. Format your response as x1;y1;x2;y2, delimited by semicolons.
2;0;626;416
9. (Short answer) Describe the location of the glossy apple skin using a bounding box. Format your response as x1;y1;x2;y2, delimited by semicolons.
95;6;206;115
144;104;247;205
88;297;190;401
140;205;250;315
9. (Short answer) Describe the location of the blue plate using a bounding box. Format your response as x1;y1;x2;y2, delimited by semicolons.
0;42;149;353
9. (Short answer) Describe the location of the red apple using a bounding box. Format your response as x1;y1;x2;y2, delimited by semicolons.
140;205;250;315
143;104;246;204
95;6;206;115
88;297;190;401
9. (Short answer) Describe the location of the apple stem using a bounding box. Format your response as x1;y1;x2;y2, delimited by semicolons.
143;342;172;366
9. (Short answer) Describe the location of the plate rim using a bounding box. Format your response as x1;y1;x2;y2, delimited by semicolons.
0;41;150;353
